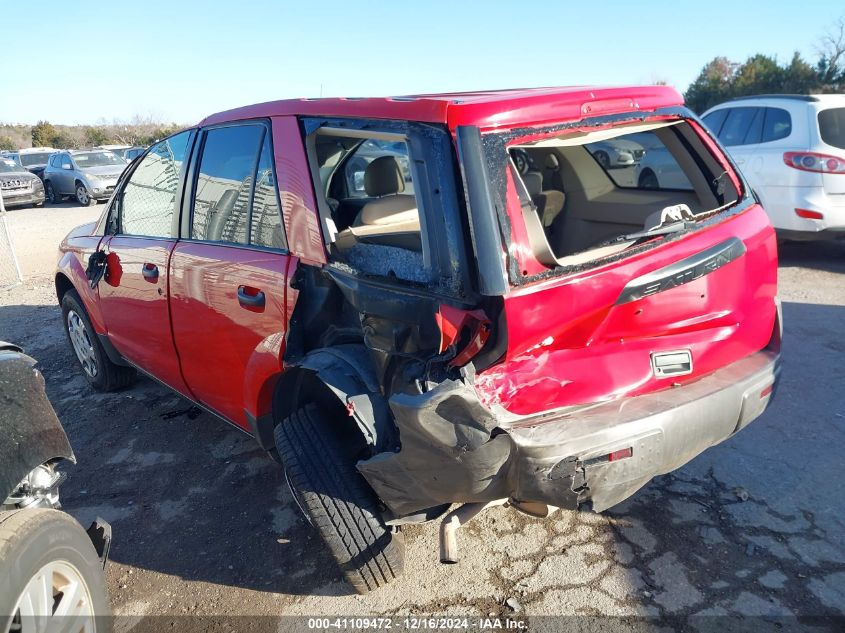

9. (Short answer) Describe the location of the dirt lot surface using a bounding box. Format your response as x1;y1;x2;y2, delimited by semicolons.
2;203;844;629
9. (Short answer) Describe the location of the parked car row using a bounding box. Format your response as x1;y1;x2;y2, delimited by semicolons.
0;145;147;209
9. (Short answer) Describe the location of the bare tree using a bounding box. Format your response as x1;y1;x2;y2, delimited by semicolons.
816;15;845;84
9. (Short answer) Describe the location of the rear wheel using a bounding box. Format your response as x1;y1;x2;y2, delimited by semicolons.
61;289;135;392
45;181;62;204
0;509;111;633
274;403;404;593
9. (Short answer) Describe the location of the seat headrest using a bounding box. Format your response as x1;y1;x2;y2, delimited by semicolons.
522;170;543;197
364;156;405;197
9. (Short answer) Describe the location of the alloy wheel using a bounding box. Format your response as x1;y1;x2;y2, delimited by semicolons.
75;186;90;206
67;310;98;378
12;560;96;633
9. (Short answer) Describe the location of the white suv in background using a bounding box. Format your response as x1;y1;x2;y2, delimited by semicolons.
702;95;845;240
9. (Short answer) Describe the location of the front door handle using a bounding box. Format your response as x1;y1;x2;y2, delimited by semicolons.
237;286;265;308
141;263;159;281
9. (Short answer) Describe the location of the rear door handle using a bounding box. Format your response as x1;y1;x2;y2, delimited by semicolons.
141;263;159;280
237;286;265;308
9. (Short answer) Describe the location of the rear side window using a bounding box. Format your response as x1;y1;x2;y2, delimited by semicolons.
702;109;729;135
761;108;792;143
119;130;192;237
250;136;285;249
818;108;845;150
192;125;263;244
719;107;761;146
191;124;286;249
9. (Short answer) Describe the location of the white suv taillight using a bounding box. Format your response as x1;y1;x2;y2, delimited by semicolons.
783;151;845;174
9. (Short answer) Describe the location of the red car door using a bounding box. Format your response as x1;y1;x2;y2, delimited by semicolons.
169;121;293;430
97;130;195;396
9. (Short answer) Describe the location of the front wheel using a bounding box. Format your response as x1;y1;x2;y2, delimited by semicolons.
75;184;96;207
0;509;112;633
61;289;136;392
274;403;404;593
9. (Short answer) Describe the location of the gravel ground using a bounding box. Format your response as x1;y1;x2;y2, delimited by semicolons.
1;203;844;629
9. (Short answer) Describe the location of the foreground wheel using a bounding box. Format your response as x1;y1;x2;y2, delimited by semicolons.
61;289;135;392
275;403;404;593
45;181;62;204
0;509;111;633
75;184;96;207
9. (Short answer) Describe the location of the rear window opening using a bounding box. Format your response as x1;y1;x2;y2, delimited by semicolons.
506;119;741;269
307;128;429;283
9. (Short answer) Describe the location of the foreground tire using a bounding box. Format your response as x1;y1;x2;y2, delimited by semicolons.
0;509;111;633
275;403;404;593
61;289;136;392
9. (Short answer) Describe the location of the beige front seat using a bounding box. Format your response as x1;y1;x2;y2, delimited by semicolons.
335;156;421;250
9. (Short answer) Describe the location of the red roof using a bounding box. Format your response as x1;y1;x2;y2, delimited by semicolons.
200;85;684;131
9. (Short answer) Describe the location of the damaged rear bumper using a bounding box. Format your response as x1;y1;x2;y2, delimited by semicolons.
358;349;780;517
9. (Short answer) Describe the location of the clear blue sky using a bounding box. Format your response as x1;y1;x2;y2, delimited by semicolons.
3;0;842;125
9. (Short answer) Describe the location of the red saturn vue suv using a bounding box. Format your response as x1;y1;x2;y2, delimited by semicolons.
56;86;781;593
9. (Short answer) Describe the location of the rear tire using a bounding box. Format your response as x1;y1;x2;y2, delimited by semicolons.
274;403;404;593
45;181;62;204
61;289;136;392
0;509;111;633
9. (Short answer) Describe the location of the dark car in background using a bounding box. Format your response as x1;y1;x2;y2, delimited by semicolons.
0;157;45;209
3;148;56;181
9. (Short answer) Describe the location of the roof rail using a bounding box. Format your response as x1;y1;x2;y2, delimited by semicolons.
729;94;820;103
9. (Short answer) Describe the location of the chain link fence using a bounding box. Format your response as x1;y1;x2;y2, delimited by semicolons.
0;195;23;290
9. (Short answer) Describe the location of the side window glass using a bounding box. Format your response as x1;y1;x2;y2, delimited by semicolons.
191;125;263;244
61;155;72;169
119;130;191;237
743;108;764;145
250;136;285;249
719;108;759;146
761;108;792;143
702;109;728;136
